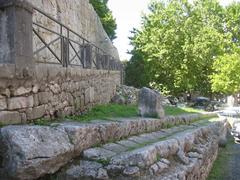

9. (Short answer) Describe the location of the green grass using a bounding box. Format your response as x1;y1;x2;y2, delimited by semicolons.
208;137;235;180
163;106;204;116
33;104;207;125
67;104;138;122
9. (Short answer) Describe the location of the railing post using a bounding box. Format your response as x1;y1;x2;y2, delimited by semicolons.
96;53;102;69
102;55;110;70
0;0;34;78
62;37;69;67
81;44;92;69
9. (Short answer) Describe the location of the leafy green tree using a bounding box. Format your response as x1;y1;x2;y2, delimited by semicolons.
210;2;240;94
127;0;240;96
89;0;117;41
211;51;240;94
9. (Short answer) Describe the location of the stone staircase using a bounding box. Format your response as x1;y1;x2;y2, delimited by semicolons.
0;113;228;180
55;119;227;180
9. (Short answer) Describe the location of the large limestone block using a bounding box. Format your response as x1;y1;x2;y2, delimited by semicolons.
8;96;34;110
138;87;165;118
0;111;21;125
26;105;46;120
0;125;74;179
0;95;7;110
60;122;101;155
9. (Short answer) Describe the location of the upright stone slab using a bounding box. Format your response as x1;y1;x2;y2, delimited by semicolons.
0;0;34;78
138;87;165;118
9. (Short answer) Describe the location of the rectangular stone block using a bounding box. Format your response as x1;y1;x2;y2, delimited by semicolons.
0;111;21;125
0;96;7;110
26;105;45;120
38;92;52;105
8;96;34;110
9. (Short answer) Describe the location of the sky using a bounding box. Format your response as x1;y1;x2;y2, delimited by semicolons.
108;0;240;61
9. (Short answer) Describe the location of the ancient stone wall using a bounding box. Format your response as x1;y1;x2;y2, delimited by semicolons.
0;64;120;125
27;0;119;64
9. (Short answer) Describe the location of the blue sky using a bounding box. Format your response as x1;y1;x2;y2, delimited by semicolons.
108;0;240;60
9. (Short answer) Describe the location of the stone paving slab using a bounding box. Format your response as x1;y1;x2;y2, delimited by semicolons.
116;140;140;148
102;143;128;153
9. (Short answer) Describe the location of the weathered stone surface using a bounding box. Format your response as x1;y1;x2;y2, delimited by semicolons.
149;161;168;175
155;139;179;158
117;140;140;149
0;111;21;125
111;94;126;104
110;145;157;168
115;85;139;104
62;161;104;180
177;149;190;165
14;86;32;96
103;143;128;153
26;105;45;120
38;91;53;105
32;84;40;93
83;147;116;161
123;166;140;177
97;168;109;179
138;87;165;118
105;164;124;177
50;83;61;94
0;96;7;110
8;96;34;110
60;122;101;155
0;125;74;179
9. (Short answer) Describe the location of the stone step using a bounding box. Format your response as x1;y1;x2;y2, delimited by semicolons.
0;113;217;179
55;118;229;180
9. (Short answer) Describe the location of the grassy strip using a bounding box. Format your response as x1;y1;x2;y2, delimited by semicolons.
164;106;204;116
66;104;138;122
207;137;235;180
32;104;208;125
66;104;204;123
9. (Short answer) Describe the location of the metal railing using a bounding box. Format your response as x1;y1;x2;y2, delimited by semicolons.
32;7;122;71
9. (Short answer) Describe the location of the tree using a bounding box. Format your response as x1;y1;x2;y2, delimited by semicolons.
210;2;240;94
89;0;117;41
127;0;239;96
211;52;240;94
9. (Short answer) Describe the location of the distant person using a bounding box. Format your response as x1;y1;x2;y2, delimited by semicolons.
187;92;191;102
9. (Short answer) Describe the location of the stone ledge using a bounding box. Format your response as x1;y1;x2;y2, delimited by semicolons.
57;120;229;179
0;113;217;179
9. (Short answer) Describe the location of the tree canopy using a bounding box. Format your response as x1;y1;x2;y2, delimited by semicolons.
89;0;117;41
126;0;240;96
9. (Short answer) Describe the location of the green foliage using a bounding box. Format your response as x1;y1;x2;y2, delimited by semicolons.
89;0;117;41
211;52;240;94
127;0;240;95
125;49;151;88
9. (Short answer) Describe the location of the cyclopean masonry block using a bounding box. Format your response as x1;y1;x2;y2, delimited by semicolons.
0;0;34;78
138;87;165;118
